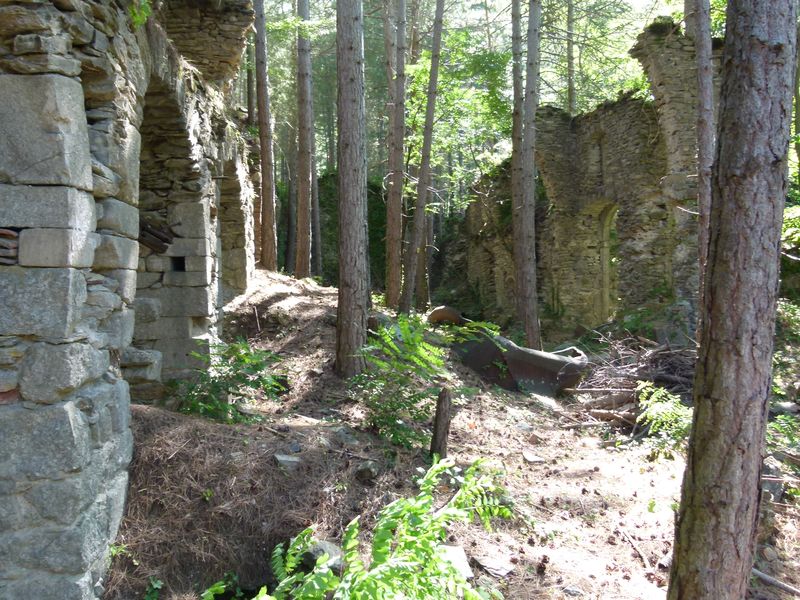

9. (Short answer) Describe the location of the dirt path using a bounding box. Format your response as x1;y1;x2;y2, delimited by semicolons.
107;270;799;600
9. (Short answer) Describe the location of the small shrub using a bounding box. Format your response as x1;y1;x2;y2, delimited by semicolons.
636;381;693;459
353;315;446;447
252;459;511;599
767;414;800;458
174;339;285;424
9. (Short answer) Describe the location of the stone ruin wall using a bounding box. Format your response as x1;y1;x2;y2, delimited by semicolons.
451;22;722;341
0;1;256;597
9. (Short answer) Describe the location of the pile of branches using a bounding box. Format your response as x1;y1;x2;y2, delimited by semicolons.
564;335;696;429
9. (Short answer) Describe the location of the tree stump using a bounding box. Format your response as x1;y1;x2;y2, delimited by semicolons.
430;387;452;459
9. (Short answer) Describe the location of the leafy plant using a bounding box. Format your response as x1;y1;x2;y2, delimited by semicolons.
144;577;163;600
636;381;693;459
129;0;151;28
353;315;446;447
767;414;800;457
253;459;511;599
201;572;245;600
174;339;285;424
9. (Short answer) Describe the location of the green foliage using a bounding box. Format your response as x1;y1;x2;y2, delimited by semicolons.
767;415;800;457
129;0;151;28
201;572;245;600
353;315;445;447
144;577;163;600
636;381;693;459
256;459;511;600
772;300;800;399
173;339;285;424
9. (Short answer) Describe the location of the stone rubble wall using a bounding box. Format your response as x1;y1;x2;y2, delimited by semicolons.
446;22;718;342
0;1;255;597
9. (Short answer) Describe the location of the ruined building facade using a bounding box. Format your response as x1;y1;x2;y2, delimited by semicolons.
0;1;256;597
445;22;719;342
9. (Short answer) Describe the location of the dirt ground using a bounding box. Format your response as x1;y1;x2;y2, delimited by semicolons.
106;270;800;600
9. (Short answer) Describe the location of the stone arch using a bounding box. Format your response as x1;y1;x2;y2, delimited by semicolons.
598;204;619;320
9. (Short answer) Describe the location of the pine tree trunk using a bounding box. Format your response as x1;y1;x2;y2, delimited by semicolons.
385;0;406;309
284;125;298;274
311;131;323;276
254;0;278;270
667;1;796;597
566;0;576;115
295;0;313;278
515;0;542;348
795;20;800;190
695;0;713;299
335;0;369;378
398;0;445;313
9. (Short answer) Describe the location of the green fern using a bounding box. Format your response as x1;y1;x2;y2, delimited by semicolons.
636;381;693;459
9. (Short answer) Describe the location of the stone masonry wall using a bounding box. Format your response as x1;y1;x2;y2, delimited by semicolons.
444;22;718;342
0;1;255;597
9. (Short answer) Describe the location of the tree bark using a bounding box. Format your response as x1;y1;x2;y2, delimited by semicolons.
335;0;369;378
284;124;298;274
385;0;406;309
795;20;800;190
295;0;313;278
695;0;713;299
311;130;323;276
514;0;543;349
667;0;796;597
254;0;278;270
398;0;445;313
430;387;452;459
566;0;576;115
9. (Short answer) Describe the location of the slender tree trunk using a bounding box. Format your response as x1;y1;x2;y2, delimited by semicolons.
511;0;524;320
515;0;543;348
325;103;335;173
385;0;406;309
247;39;255;127
295;0;313;278
254;0;278;270
667;0;796;597
695;0;713;300
311;130;323;276
335;0;369;377
795;20;800;190
566;0;576;115
282;124;298;273
398;0;445;313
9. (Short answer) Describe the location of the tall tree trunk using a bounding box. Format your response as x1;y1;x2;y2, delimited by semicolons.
398;0;445;313
284;124;298;274
335;0;369;378
295;0;313;278
385;0;406;309
695;0;713;299
515;0;542;348
511;0;523;319
254;0;278;270
566;0;576;115
667;0;796;597
311;130;323;276
247;39;255;127
795;20;800;190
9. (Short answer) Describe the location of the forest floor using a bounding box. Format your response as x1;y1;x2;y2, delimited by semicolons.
106;270;800;600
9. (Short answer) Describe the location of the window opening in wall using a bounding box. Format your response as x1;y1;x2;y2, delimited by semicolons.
171;256;186;272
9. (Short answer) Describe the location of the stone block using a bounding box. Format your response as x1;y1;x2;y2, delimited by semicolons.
100;269;137;304
99;307;134;350
109;122;140;205
0;6;54;37
133;297;161;323
0;54;82;77
19;343;108;403
0;185;95;230
153;335;210;373
0;572;95;600
145;254;170;272
140;286;213;317
165;237;211;257
13;33;71;55
163;270;211;287
168;202;209;238
18;228;97;268
121;348;162;383
134;316;198;340
93;234;138;270
0;370;18;393
135;271;162;289
97;198;138;238
185;255;213;274
0;74;91;190
91;159;121;199
0;401;90;480
0;267;85;338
